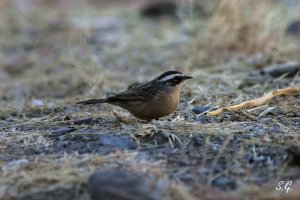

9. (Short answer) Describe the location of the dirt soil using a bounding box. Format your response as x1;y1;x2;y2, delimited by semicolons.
0;1;300;200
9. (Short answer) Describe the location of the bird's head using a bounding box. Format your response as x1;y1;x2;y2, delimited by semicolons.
156;71;193;87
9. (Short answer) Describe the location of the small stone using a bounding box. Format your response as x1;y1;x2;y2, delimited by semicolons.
88;168;162;200
31;99;44;107
286;20;300;37
74;117;93;125
64;115;71;121
98;133;138;152
192;106;212;114
286;145;300;167
262;61;300;77
140;0;177;18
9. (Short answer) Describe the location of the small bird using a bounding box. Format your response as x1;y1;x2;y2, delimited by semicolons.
77;71;193;120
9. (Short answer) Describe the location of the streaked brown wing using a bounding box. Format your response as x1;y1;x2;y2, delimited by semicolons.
109;81;160;101
113;89;146;101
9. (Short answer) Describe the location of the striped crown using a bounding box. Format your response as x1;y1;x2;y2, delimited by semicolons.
156;71;184;82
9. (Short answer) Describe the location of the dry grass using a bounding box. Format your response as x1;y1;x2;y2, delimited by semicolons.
199;0;300;64
0;0;299;200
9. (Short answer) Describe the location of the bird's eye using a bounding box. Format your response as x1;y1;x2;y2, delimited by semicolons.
173;76;181;81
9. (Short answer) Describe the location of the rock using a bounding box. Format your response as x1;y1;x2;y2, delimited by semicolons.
98;133;137;154
286;145;300;167
64;115;71;121
31;99;44;107
74;117;94;125
262;61;300;77
140;0;177;18
286;20;300;37
192;106;212;114
88;168;162;200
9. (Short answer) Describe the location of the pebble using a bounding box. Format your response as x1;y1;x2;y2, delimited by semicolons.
286;20;300;36
262;61;300;77
74;117;94;125
140;0;177;18
88;168;162;200
192;106;212;114
98;133;137;154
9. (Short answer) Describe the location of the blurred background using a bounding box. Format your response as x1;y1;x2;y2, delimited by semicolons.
0;0;300;109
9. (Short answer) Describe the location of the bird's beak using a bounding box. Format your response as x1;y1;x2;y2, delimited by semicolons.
183;75;193;80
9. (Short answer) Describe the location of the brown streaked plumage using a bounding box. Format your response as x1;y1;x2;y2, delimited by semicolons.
77;71;192;120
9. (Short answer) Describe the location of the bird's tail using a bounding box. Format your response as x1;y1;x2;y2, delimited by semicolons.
76;99;108;105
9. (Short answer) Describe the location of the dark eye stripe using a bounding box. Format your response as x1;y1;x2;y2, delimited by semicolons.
174;76;182;81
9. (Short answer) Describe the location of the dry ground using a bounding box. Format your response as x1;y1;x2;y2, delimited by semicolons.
0;0;300;199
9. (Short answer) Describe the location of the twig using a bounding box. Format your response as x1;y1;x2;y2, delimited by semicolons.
207;84;300;116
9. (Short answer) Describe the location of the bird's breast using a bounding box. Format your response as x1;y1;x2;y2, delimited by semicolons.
124;86;180;120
